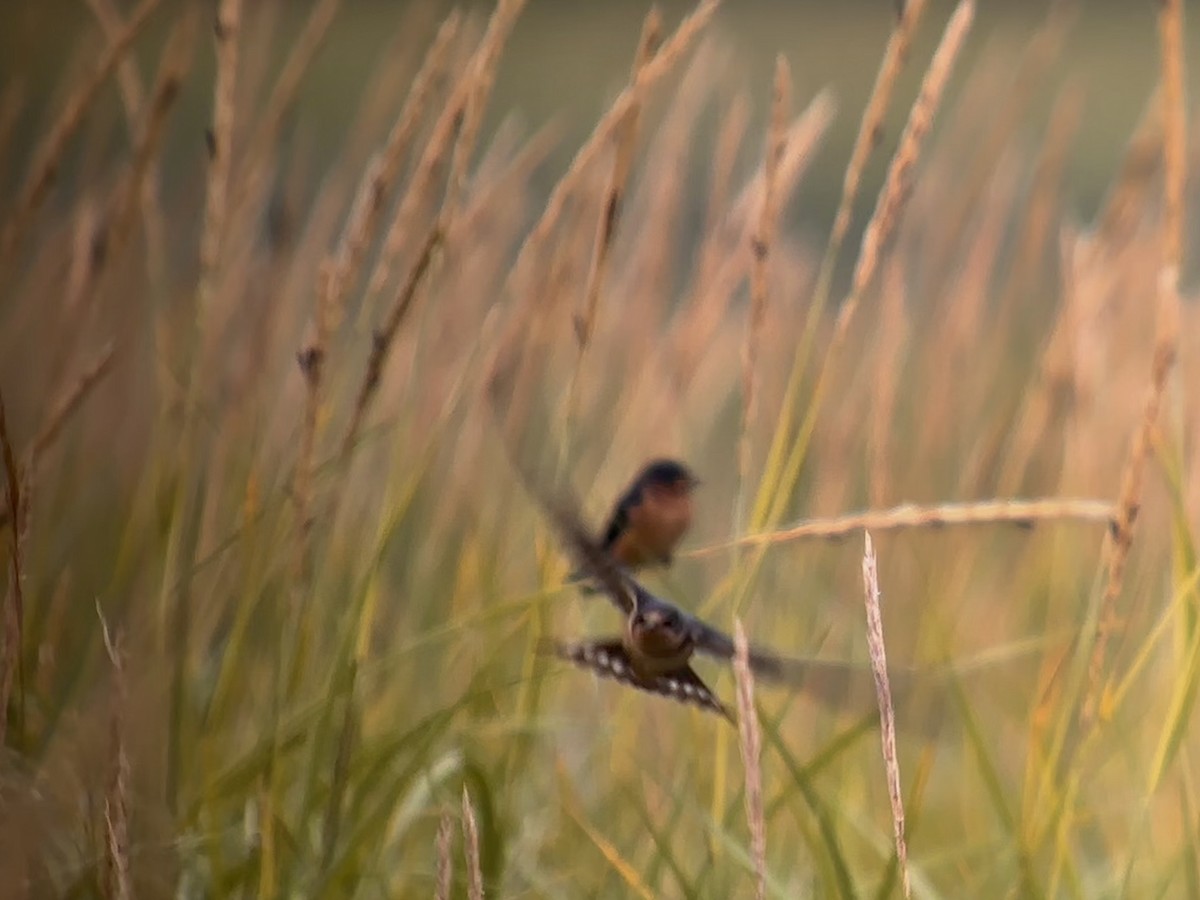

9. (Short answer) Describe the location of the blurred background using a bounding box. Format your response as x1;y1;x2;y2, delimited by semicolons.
1;0;1198;896
3;0;1197;278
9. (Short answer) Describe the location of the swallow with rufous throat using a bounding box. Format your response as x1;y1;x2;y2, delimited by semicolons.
537;486;900;723
601;458;699;570
569;458;699;591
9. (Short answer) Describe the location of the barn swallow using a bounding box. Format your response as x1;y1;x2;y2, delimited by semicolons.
602;459;700;569
569;459;700;591
537;486;895;723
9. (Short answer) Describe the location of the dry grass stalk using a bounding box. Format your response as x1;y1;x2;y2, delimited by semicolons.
753;1;970;538
103;13;196;275
1156;0;1187;270
29;343;117;472
993;89;1133;497
1078;281;1180;716
991;85;1084;448
83;0;147;116
30;24;182;424
839;0;975;339
0;85;24;196
0;0;162;264
340;224;443;460
338;5;526;464
290;12;453;581
727;92;835;235
0;395;25;747
733;619;767;900
292;261;334;585
505;0;720;301
688;497;1116;556
84;0;168;286
364;48;472;301
861;532;910;898
97;603;132;900
444;0;529;219
745;0;928;537
319;672;358;874
323;11;461;325
329;13;468;468
671;92;833;386
197;0;243;295
699;93;748;275
244;0;342;179
1095;87;1164;249
931;0;1075;266
869;261;909;506
999;80;1083;308
436;811;454;900
462;785;484;899
481;0;720;393
558;10;663;467
667;91;750;382
739;56;791;484
574;7;663;349
1082;0;1186;722
60;199;104;326
451;119;563;246
826;0;929;264
367;1;524;303
188;0;243;419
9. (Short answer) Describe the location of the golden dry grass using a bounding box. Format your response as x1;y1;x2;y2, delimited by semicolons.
0;0;1195;896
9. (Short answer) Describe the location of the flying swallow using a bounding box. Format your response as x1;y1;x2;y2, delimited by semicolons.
568;458;699;592
601;459;700;570
536;486;897;723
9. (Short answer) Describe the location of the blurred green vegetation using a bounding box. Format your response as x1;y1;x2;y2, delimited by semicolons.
0;0;1197;896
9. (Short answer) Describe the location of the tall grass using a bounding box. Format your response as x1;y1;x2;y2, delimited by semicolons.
0;0;1194;896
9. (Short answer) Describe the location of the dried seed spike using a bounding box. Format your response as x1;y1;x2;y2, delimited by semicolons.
862;533;910;898
740;54;791;489
733;619;767;900
688;497;1117;555
0;0;163;263
462;786;484;899
436;812;454;900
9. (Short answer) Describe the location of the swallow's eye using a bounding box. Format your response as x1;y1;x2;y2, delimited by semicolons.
661;610;679;628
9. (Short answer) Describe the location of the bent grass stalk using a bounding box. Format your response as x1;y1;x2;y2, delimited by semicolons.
688;497;1117;555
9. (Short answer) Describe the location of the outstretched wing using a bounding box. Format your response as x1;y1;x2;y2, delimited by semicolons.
545;638;733;722
685;615;913;715
538;494;640;616
485;362;637;615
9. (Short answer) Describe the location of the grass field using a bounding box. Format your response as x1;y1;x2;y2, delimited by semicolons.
0;0;1196;896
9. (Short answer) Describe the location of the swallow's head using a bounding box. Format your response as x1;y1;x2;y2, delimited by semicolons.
633;606;676;629
638;459;700;497
636;459;699;538
630;604;687;644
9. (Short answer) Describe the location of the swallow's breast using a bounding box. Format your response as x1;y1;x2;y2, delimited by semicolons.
626;626;693;676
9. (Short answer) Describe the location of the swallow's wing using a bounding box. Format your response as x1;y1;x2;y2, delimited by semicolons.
567;559;638;600
683;614;739;662
485;363;637;614
486;423;637;614
601;492;634;551
685;615;913;714
546;639;733;722
539;495;639;615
